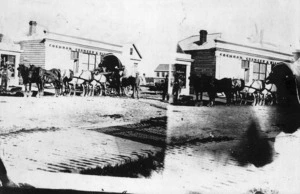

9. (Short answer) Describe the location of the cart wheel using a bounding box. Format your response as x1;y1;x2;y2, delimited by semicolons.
94;86;101;96
105;87;112;96
98;86;103;96
123;86;133;96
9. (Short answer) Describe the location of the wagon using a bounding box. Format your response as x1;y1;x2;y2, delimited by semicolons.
93;71;133;97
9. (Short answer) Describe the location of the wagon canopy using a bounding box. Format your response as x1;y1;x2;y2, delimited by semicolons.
99;54;123;72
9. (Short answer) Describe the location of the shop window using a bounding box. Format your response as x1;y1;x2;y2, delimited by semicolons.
175;64;187;88
81;53;96;71
253;63;266;80
134;63;138;74
89;54;96;70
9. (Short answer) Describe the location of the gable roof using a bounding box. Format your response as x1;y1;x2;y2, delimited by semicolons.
154;64;175;72
178;32;293;57
132;44;142;59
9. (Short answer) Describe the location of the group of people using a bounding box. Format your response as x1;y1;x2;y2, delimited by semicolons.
162;72;184;103
0;65;13;93
112;65;147;98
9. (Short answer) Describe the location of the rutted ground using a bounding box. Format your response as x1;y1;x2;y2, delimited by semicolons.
0;96;168;179
0;96;167;134
1;95;300;193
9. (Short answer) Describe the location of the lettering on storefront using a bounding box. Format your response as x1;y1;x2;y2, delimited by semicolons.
48;44;107;55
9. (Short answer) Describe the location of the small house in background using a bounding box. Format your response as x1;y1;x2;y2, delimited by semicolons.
178;30;293;84
121;43;142;76
0;33;22;86
154;53;193;95
154;64;175;84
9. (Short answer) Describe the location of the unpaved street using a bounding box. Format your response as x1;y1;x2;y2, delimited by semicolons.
1;95;300;193
0;96;167;134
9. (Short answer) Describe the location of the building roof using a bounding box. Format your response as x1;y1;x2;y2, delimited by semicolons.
17;24;124;54
132;44;142;59
178;33;222;51
178;32;293;62
0;34;22;53
154;64;175;72
178;32;293;53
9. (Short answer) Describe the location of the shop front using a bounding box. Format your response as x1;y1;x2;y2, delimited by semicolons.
0;39;22;89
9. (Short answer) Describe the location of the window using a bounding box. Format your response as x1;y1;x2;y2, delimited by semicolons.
81;53;96;71
253;63;266;80
71;51;79;60
134;63;138;74
241;60;249;69
162;72;165;77
157;72;160;77
130;48;133;55
89;54;96;70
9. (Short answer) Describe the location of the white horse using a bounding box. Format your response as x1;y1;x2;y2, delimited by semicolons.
240;80;264;106
261;83;277;105
89;71;108;96
69;70;93;97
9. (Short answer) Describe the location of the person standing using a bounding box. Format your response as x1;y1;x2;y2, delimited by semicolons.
141;73;147;86
162;74;169;101
172;73;180;103
0;66;10;92
132;72;141;99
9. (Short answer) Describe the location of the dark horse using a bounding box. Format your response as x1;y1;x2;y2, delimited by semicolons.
121;74;141;99
266;62;300;105
189;73;215;106
28;65;62;97
17;64;44;97
60;69;74;95
209;77;233;106
40;67;62;97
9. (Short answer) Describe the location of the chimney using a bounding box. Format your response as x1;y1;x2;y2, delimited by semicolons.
0;34;3;42
29;21;37;36
199;30;208;45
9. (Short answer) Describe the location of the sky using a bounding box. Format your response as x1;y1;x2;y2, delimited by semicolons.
0;0;299;76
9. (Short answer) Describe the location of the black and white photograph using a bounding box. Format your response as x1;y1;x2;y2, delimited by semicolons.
0;0;300;193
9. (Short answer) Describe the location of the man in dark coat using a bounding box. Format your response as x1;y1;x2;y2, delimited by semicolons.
162;74;169;101
172;73;180;103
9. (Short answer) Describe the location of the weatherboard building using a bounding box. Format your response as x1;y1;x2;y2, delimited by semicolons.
177;30;293;84
17;21;142;81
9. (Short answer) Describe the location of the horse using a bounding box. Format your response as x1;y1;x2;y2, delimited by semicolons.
261;83;277;105
60;69;74;95
121;74;141;99
89;67;108;96
40;68;62;97
240;80;265;106
208;78;233;106
17;64;44;97
232;78;245;104
266;62;300;105
189;73;215;106
69;70;93;97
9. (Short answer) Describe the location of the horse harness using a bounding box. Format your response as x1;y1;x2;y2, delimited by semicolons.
244;80;264;92
72;71;93;82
